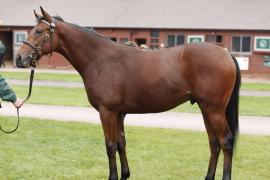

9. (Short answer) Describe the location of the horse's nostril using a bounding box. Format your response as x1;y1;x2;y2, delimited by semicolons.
16;54;21;61
16;54;22;67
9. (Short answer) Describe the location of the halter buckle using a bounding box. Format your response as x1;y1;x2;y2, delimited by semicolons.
29;52;37;59
50;22;56;28
31;60;38;67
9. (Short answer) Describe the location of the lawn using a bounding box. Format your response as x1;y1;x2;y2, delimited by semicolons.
12;85;89;107
11;85;270;116
241;82;270;91
0;117;269;180
1;71;82;82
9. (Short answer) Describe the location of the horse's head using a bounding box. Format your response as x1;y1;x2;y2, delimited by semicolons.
16;7;59;68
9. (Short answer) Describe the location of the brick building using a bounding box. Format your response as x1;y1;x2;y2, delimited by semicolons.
1;0;270;74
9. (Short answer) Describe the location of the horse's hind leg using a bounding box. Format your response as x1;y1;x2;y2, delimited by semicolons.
117;113;130;180
99;106;119;180
199;108;221;180
200;104;234;180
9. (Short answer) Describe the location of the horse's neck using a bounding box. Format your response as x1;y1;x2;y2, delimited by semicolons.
55;22;110;76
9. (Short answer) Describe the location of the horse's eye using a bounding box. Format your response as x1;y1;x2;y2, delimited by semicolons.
35;29;42;36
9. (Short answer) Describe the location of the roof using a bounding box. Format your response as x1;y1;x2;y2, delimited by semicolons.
1;0;270;30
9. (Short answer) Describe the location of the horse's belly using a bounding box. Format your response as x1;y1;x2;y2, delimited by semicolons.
121;89;189;113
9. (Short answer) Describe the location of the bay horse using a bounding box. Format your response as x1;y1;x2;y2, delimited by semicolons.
16;7;240;180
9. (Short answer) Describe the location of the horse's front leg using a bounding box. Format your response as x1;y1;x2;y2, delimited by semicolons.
99;106;119;180
117;113;130;180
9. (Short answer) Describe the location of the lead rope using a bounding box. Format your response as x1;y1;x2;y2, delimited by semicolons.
0;68;35;133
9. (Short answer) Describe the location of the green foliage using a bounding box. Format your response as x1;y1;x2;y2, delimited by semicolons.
0;117;269;179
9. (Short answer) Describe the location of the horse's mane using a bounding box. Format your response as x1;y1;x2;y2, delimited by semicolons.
69;23;112;41
36;15;64;23
36;15;114;43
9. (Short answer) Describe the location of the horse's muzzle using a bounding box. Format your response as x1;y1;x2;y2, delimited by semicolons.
16;54;28;68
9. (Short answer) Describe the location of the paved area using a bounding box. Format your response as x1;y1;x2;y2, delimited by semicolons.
1;103;269;136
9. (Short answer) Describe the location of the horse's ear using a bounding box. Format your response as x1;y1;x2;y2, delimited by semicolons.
40;6;52;22
34;10;42;19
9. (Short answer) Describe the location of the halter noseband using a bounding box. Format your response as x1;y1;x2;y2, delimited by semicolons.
23;19;55;67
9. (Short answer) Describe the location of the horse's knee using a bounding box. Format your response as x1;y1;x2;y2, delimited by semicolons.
209;138;220;154
222;133;234;153
106;141;117;157
117;141;126;151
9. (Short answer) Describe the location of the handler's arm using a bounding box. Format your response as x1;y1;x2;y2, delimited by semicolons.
0;75;17;103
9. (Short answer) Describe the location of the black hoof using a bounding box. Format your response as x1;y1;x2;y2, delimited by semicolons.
121;168;130;179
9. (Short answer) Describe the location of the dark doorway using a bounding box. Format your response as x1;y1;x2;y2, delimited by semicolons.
110;37;117;42
0;31;13;64
135;38;147;47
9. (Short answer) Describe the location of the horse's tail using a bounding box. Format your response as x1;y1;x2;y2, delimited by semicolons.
226;55;241;148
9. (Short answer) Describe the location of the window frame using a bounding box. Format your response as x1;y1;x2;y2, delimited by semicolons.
166;34;185;47
14;31;28;45
231;35;252;54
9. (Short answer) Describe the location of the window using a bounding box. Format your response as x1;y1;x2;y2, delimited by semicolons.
167;34;185;47
150;30;159;49
14;31;27;45
151;30;159;38
231;36;251;53
206;35;222;44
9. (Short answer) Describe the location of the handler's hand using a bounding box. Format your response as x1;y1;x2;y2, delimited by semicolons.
13;98;24;108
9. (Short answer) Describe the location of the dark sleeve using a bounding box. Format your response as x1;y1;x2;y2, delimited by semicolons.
0;75;17;103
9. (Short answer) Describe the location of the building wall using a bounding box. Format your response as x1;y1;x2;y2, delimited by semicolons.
1;26;270;75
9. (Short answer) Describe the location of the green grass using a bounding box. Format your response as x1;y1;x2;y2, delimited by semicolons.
0;117;269;179
241;82;270;91
11;85;270;116
1;71;83;82
12;85;89;107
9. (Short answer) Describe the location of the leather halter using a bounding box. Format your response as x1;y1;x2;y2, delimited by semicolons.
23;19;55;67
